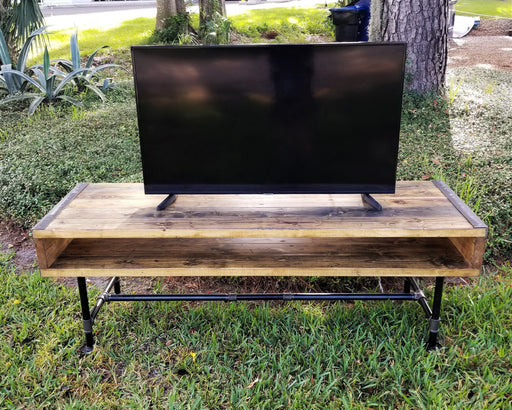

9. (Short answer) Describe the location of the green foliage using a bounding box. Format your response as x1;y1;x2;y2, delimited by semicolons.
0;0;45;57
231;7;332;42
151;13;193;44
0;46;91;114
0;97;142;225
0;258;511;407
1;31;122;114
50;33;122;97
0;26;47;96
200;12;231;45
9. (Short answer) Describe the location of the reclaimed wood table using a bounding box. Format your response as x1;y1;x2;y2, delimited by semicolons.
33;180;487;353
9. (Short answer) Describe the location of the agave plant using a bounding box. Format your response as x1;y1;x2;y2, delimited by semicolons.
1;30;122;114
1;47;90;114
50;33;121;98
0;26;46;95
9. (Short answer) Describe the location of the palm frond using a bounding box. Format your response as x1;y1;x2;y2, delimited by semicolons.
2;0;46;51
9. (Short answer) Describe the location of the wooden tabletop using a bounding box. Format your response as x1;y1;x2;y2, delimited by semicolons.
33;181;487;240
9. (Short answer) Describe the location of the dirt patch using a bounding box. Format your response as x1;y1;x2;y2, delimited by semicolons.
466;18;511;37
448;18;512;71
0;219;37;272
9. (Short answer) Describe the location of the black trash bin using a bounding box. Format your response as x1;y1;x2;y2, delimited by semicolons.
330;0;371;42
330;6;360;42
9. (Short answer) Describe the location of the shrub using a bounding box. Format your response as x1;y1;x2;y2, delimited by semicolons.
151;13;193;44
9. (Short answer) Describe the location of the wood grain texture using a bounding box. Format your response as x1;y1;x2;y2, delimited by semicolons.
33;181;485;239
34;238;73;269
40;237;479;277
32;181;487;278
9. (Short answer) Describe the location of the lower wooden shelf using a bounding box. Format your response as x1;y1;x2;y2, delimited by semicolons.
40;237;477;277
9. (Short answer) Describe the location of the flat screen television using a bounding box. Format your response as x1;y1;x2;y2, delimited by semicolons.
131;43;406;203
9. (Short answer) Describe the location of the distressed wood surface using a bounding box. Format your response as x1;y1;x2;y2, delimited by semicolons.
33;181;486;239
40;237;478;277
33;181;487;277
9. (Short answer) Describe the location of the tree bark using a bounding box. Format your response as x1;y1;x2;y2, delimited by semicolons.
199;0;226;26
369;0;449;94
155;0;186;31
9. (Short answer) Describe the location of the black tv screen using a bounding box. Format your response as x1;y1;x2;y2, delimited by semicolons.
132;43;406;195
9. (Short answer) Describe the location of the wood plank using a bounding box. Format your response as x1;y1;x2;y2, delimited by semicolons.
449;236;486;269
433;180;488;230
34;238;73;269
32;183;88;231
33;225;487;239
41;267;480;278
33;181;482;240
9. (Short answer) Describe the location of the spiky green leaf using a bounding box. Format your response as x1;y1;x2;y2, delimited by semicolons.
53;67;91;95
0;29;12;66
56;94;83;107
28;95;46;115
88;63;122;78
70;33;81;71
17;26;47;73
0;92;40;104
0;67;45;93
43;47;50;80
85;45;111;68
85;83;106;101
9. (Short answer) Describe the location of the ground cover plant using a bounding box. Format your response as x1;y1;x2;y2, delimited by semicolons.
0;9;511;408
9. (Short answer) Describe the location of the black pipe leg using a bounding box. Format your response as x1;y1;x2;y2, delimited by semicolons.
114;277;121;294
403;278;411;294
77;277;95;354
426;277;445;351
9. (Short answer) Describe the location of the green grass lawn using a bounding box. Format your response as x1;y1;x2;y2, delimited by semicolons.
231;7;332;42
41;17;155;62
1;257;511;408
456;0;512;17
1;8;512;408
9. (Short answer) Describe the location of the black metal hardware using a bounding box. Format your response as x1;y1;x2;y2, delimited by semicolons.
77;277;94;354
75;276;446;353
426;276;445;351
104;292;419;302
361;193;382;211
156;194;177;211
403;278;411;294
408;277;432;318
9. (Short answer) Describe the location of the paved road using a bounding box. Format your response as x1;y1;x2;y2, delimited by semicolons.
42;0;326;30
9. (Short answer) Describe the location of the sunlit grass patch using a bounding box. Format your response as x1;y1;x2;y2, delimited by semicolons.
456;0;512;17
230;7;332;42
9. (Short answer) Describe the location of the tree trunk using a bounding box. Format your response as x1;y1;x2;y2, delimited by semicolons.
155;0;186;31
199;0;226;26
369;0;449;94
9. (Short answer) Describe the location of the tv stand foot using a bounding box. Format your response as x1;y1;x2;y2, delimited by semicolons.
157;194;177;211
361;193;382;211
